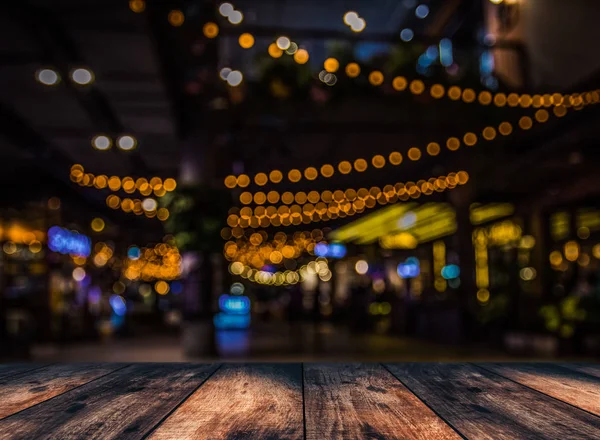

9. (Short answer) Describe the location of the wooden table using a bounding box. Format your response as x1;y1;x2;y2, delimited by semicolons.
0;363;598;439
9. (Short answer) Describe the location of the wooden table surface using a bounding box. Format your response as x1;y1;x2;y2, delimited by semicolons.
0;363;598;439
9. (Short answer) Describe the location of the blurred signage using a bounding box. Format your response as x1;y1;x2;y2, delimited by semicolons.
48;226;91;257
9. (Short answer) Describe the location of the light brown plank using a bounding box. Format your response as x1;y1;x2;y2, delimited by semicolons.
477;363;600;416
149;363;303;440
557;363;600;379
0;364;48;381
385;363;600;440
304;363;460;440
0;363;218;440
0;363;125;419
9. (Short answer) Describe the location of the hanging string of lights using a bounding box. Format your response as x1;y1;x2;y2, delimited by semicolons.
229;257;331;286
226;171;470;231
70;165;177;197
224;108;571;189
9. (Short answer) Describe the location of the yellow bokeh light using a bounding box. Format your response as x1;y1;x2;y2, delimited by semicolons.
203;22;218;38
294;49;309;64
368;71;384;86
269;170;283;183
535;109;550;123
224;175;237;188
494;93;507;107
164;178;177;191
169;10;185;27
409;80;425;95
408;147;421;161
519;116;533;130
477;289;490;303
268;43;283;58
324;58;339;73
498;122;513;136
462;88;476;103
238;33;254;49
353;158;367;172
129;0;145;13
338;161;352;174
430;84;445;99
320;164;334;178
345;62;360;78
304;167;318;180
446;137;460;151
482;127;497;141
288;169;302;182
91;218;105;232
389;152;403;165
372;155;386;168
448;86;461;100
463;133;477;146
392;76;407;91
237;174;250;187
478;91;492;105
426;142;440;156
254;172;268;186
155;280;170;295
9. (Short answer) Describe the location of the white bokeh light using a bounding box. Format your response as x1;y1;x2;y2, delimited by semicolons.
36;68;60;86
71;68;94;85
117;135;137;151
226;70;243;87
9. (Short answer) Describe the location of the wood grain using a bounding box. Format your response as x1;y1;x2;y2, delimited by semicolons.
0;364;48;381
385;363;600;440
557;363;600;379
304;363;460;440
148;363;303;440
0;363;125;419
0;363;218;440
477;363;600;416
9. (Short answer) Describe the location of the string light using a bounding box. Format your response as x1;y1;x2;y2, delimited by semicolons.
70;165;176;198
225;101;587;189
129;0;145;13
228;171;469;229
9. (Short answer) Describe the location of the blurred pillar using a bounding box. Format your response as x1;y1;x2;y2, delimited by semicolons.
527;206;548;297
450;185;476;342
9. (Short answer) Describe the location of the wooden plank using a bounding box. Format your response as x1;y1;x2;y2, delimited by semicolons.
0;363;125;419
304;363;460;440
148;363;303;440
385;363;600;440
0;363;218;440
557;363;600;379
477;363;600;416
0;364;48;381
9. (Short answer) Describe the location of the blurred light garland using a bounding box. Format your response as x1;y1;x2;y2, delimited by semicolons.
70;164;177;197
226;171;469;230
229;257;330;286
224;105;585;189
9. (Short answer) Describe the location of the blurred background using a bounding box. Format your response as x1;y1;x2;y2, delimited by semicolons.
1;0;599;362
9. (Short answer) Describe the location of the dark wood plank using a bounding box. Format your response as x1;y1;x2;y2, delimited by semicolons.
304;363;460;440
0;364;48;381
557;363;600;379
0;363;218;440
148;363;303;440
0;363;125;419
477;363;600;416
385;363;600;440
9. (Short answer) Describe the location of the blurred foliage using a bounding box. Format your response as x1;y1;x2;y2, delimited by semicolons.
539;295;600;338
160;184;231;253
